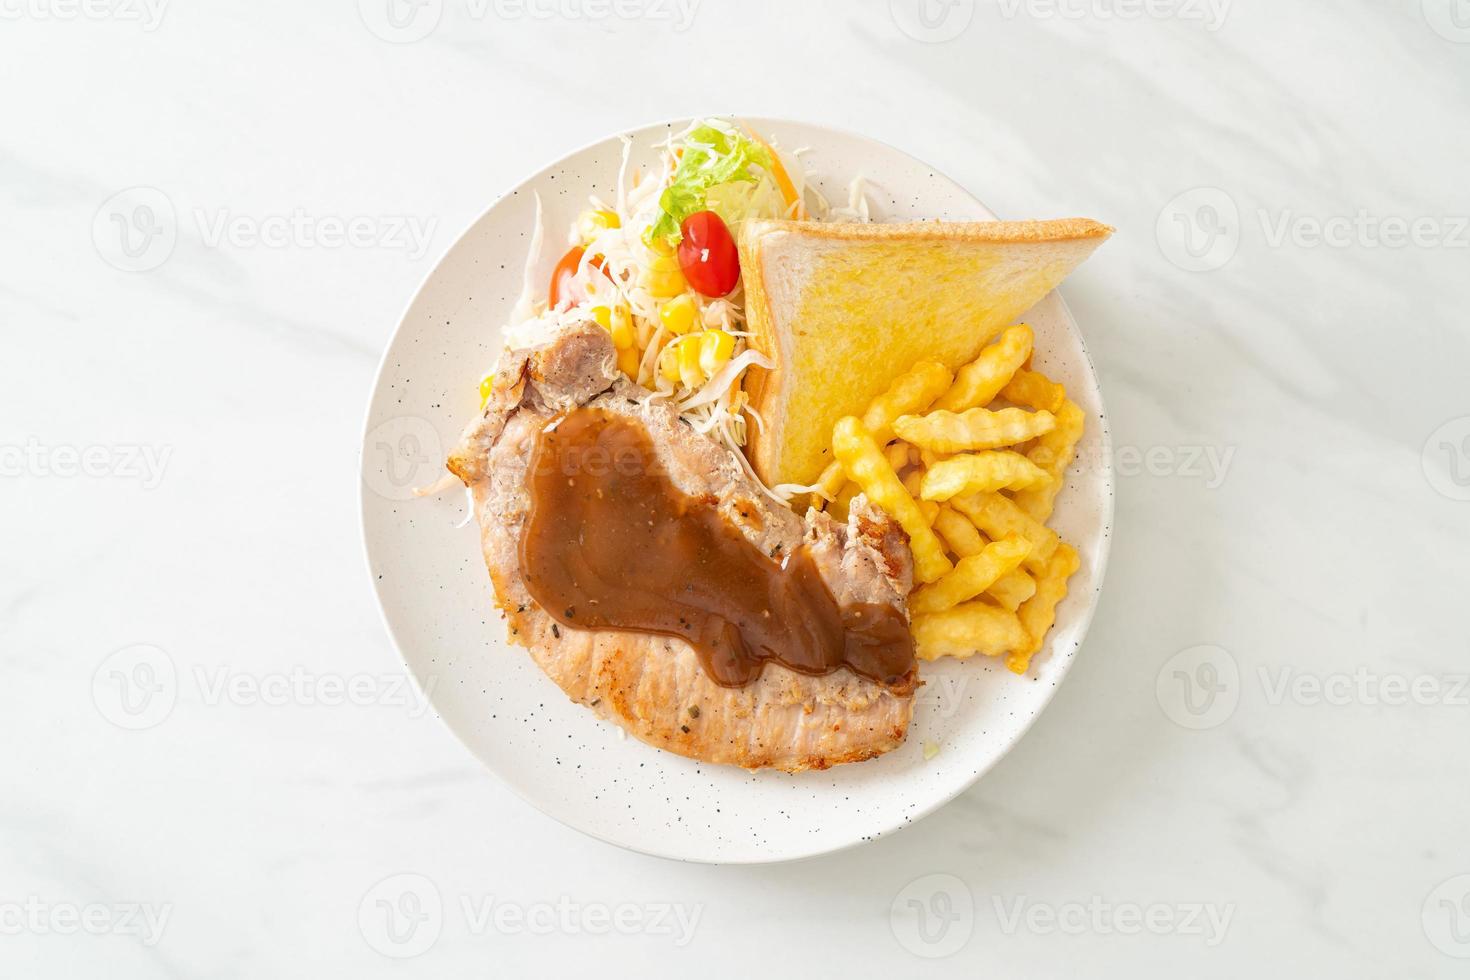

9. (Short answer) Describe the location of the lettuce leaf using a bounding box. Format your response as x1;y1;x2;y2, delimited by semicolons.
647;123;773;245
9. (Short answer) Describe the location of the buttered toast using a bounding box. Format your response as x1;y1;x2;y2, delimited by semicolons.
738;218;1112;488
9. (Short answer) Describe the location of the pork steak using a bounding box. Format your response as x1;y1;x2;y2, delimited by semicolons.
447;323;917;771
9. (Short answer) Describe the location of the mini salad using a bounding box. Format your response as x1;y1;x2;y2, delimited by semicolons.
494;118;872;498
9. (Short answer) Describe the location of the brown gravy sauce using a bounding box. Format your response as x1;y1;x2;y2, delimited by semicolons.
519;407;915;688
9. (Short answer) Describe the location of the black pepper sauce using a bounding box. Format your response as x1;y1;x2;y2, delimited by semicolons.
519;408;916;688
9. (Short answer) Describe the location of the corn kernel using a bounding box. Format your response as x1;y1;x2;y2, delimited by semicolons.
577;209;620;244
678;333;703;389
617;345;640;380
609;305;635;350
658;338;683;382
645;254;686;298
699;329;735;377
478;373;495;407
659;294;697;335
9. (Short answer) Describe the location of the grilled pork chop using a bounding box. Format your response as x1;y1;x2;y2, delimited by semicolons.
447;323;917;771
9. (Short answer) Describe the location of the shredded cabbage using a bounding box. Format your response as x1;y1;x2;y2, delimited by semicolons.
476;119;878;508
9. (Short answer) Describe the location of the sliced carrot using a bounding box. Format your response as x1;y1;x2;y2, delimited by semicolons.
745;127;805;220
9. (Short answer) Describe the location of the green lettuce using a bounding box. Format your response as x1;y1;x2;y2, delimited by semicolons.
646;123;773;245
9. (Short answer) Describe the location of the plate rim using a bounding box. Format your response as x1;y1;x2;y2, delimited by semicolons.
358;113;1115;864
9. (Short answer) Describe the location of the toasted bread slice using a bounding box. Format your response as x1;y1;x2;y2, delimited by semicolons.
738;218;1112;488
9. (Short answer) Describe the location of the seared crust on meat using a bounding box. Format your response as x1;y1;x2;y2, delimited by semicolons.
449;323;916;772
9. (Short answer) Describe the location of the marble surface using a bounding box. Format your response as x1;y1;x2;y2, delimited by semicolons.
3;1;1468;976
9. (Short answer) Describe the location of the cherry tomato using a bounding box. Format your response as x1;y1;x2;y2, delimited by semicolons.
677;211;740;298
548;246;611;310
548;246;584;311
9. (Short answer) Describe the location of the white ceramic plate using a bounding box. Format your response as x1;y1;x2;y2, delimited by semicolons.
360;118;1112;864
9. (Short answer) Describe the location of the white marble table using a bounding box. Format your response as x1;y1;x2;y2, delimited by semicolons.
4;1;1468;976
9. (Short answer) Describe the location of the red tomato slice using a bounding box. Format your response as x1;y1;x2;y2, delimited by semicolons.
677;211;740;298
548;247;612;310
548;246;584;311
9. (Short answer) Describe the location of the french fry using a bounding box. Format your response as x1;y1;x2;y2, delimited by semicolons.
812;461;848;505
902;468;924;497
864;361;953;443
1008;543;1080;674
810;360;952;502
950;491;1059;573
920;451;1052;501
910;535;1031;615
932;505;1037;610
912;601;1028;661
933;324;1033;413
986;566;1037;611
932;505;986;557
919;448;949;470
832;416;952;583
1013;400;1085;522
893;407;1056;454
812;331;1082;668
884;440;910;471
999;368;1066;414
